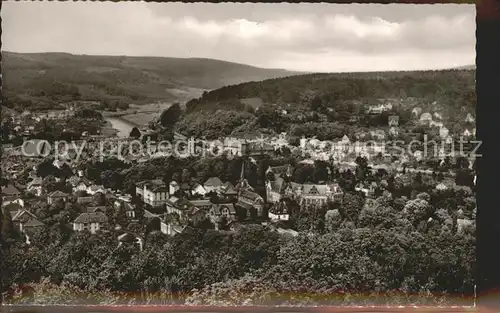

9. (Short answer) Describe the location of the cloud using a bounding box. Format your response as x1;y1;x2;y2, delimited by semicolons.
2;2;475;72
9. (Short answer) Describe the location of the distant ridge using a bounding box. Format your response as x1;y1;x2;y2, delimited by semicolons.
1;51;303;110
453;64;476;70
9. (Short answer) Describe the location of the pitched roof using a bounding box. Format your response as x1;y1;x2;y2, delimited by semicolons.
12;209;38;222
74;212;108;224
240;190;263;202
189;199;212;207
86;206;107;213
222;182;234;190
212;203;236;215
235;200;254;211
48;190;69;198
4;202;23;212
23;218;44;227
204;177;223;187
28;177;43;188
2;184;20;196
269;177;287;193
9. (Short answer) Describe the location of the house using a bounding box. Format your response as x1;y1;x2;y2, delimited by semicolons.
439;127;450;139
11;210;44;233
457;218;473;233
75;181;90;193
209;203;237;222
86;206;107;213
192;183;207;196
419;112;433;124
370;130;386;140
220;181;235;193
21;218;45;235
77;196;94;204
169;181;180;195
268;172;344;207
159;213;188;236
47;190;69;205
436;183;449;191
136;179;169;207
204;177;224;193
27;177;44;196
389;127;399;136
3;199;24;211
463;129;472;138
268;200;290;221
235;165;265;216
189;199;213;211
2;184;21;201
412;107;422;118
87;185;106;195
161;220;187;236
123;203;136;218
388;115;399;127
465;113;475;123
53;158;69;169
73;212;109;234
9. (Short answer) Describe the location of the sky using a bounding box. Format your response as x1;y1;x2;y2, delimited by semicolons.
2;2;475;72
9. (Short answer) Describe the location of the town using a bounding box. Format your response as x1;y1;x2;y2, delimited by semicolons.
2;98;477;249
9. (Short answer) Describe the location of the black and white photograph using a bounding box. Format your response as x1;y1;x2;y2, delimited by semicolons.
1;1;476;308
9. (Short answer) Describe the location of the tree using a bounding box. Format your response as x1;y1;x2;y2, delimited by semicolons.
2;208;18;244
324;209;342;232
403;198;431;226
160;103;182;128
339;192;365;222
129;127;141;139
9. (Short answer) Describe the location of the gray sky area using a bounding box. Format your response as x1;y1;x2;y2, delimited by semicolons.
2;2;475;72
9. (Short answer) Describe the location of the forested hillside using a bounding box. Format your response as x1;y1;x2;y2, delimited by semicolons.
177;69;476;140
1;51;299;112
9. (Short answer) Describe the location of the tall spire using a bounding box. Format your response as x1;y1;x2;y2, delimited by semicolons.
240;160;245;181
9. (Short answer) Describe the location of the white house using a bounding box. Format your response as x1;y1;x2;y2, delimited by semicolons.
136;179;169;207
439;127;450;139
86;185;105;195
436;183;449;191
268;210;290;222
169;181;180;195
191;183;207;196
434;112;443;120
160;221;186;236
419;112;433;124
412;107;422;118
465;113;475;123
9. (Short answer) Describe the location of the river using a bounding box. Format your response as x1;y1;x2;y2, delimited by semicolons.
105;117;136;138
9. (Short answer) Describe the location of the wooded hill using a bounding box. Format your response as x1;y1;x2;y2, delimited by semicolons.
2;51;299;112
177;69;476;140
